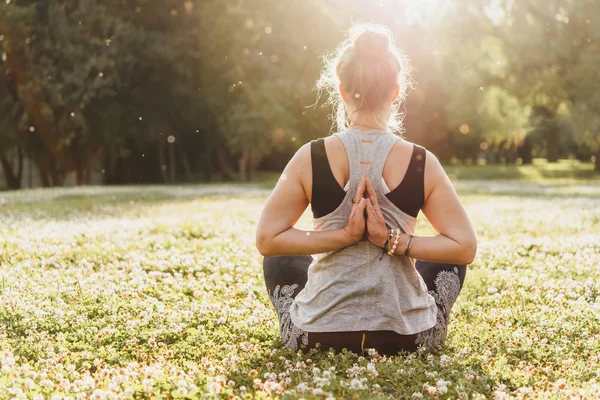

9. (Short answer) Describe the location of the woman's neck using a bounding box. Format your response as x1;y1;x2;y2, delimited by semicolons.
349;110;389;130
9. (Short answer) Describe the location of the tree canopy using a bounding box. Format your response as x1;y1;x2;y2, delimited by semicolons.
1;0;598;189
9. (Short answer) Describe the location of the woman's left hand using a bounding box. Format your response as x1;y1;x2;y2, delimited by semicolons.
364;176;389;248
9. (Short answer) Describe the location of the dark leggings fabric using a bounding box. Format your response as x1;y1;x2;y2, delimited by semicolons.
263;256;467;356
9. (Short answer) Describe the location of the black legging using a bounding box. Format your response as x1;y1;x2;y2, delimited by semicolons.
263;256;467;356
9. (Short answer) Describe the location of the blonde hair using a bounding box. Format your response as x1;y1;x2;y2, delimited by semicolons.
315;23;412;134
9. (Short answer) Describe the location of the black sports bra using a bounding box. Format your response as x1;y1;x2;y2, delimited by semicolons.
310;138;426;219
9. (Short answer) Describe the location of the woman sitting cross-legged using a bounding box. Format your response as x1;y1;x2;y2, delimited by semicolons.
255;23;477;356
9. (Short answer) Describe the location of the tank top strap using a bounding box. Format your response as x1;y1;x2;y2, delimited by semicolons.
332;130;361;187
334;129;401;195
368;134;402;179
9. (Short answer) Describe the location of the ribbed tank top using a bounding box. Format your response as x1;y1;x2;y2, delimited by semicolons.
288;128;438;335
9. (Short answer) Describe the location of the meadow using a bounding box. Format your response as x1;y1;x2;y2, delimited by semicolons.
0;168;599;399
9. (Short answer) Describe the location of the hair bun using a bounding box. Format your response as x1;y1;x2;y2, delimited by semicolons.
353;30;390;57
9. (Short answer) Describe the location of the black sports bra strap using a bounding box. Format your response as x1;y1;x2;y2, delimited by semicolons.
310;138;346;219
409;144;426;187
383;143;426;218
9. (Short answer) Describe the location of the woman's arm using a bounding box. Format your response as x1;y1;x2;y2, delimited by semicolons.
388;150;477;264
255;143;368;257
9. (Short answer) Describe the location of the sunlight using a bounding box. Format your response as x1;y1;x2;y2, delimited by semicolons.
383;0;450;24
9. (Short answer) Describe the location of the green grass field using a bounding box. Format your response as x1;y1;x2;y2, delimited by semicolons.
0;169;599;398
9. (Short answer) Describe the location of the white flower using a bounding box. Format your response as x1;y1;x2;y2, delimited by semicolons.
39;379;54;388
440;354;451;367
350;378;366;390
436;378;451;387
366;362;379;378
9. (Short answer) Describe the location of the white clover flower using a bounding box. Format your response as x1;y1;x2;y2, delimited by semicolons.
39;379;54;388
350;378;366;390
295;382;309;393
366;362;378;378
439;354;451;367
436;378;451;387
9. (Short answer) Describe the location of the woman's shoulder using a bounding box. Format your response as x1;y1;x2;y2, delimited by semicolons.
394;139;440;164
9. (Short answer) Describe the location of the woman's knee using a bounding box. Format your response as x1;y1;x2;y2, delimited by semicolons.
263;255;312;292
415;261;467;290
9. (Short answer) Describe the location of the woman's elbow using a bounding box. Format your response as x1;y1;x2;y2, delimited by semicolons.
461;239;478;265
256;233;274;256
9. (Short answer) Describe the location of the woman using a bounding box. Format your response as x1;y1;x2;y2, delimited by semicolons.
255;23;477;356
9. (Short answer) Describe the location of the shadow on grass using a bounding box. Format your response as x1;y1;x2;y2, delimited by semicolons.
223;324;502;398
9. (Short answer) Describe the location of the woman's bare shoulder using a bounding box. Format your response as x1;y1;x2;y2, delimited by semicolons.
287;141;312;175
422;148;452;202
387;138;421;161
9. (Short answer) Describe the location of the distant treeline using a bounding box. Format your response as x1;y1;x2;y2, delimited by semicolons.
0;0;599;189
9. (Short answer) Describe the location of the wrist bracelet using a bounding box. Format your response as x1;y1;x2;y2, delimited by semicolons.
379;230;391;260
404;234;414;256
388;229;401;257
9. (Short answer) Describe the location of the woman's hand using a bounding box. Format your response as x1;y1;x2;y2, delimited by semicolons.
364;176;389;248
343;175;368;244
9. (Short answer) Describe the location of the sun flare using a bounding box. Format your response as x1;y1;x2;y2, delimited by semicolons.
378;0;449;24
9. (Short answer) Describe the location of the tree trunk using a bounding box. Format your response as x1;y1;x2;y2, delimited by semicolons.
105;147;117;184
182;150;193;182
16;147;23;185
158;139;167;183
595;150;600;172
1;27;76;173
546;130;559;162
248;154;258;181
34;155;51;187
519;136;533;165
238;150;249;182
75;162;84;186
28;156;33;188
217;147;233;181
168;142;176;183
0;154;21;190
49;164;63;187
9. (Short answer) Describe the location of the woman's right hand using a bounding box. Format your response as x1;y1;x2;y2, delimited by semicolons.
343;175;368;243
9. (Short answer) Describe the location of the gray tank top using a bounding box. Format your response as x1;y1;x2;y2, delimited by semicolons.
288;128;438;335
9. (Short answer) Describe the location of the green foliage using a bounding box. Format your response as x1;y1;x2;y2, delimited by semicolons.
1;0;599;188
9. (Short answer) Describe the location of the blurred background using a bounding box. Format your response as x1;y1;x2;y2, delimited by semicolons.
0;0;598;190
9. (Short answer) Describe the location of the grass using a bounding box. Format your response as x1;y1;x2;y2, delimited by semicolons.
444;159;599;182
0;170;599;398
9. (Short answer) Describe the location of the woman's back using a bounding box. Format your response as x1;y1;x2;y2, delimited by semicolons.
288;128;439;335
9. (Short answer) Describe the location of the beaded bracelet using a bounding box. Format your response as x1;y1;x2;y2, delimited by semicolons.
404;234;414;256
388;229;401;257
379;229;393;260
